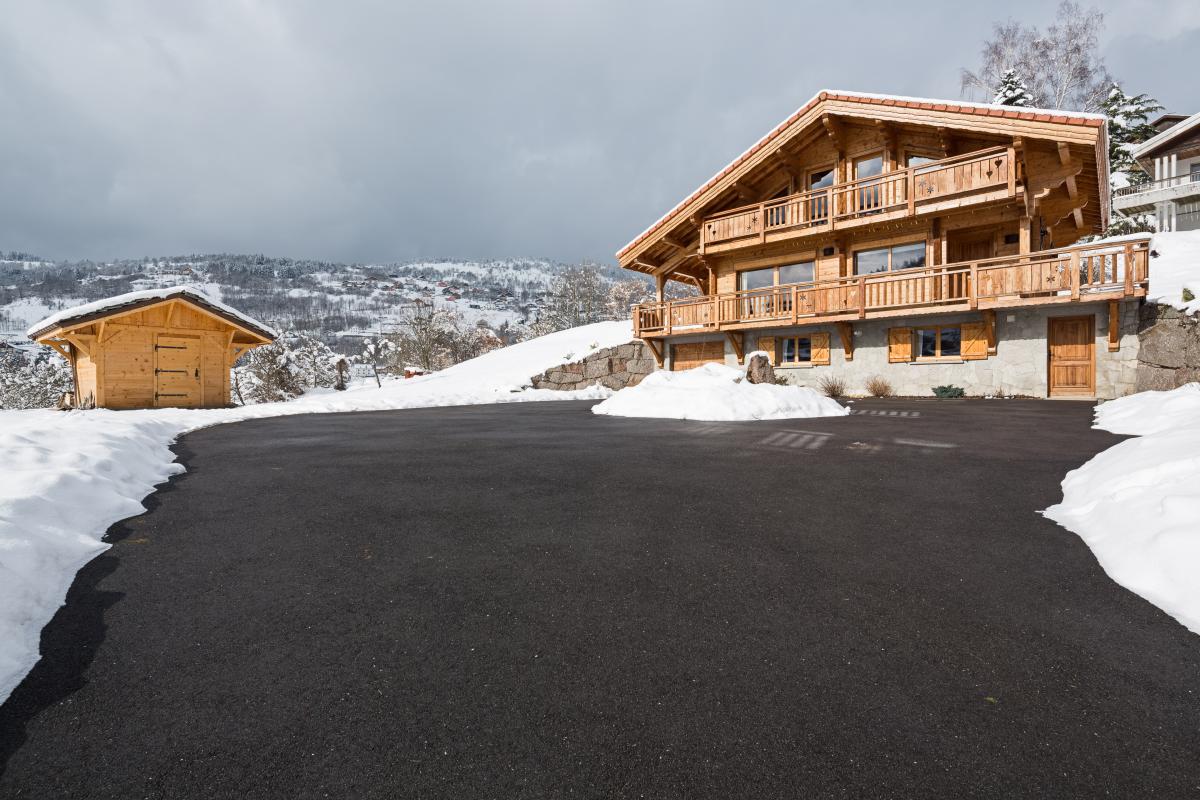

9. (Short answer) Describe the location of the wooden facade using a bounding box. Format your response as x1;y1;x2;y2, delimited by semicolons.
30;291;274;410
618;91;1149;388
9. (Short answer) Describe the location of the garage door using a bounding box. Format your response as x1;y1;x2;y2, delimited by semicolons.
672;340;725;371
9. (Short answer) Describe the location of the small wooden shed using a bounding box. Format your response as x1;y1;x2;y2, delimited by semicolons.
28;288;276;409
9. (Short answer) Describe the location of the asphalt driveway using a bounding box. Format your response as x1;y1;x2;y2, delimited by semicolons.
2;399;1198;798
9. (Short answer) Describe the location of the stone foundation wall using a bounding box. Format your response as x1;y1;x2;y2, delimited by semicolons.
1135;304;1200;391
530;342;657;391
732;301;1142;399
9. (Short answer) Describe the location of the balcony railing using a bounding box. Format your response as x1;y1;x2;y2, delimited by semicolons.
700;147;1015;250
1113;174;1200;198
633;239;1150;336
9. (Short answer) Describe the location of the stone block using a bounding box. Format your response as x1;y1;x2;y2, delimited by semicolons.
1135;364;1179;393
583;358;612;379
1139;323;1189;369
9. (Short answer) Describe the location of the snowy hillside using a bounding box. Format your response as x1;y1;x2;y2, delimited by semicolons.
0;253;641;347
0;320;635;704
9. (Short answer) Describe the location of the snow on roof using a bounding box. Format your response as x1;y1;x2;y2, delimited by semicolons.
1131;110;1200;159
26;286;278;340
617;89;1106;260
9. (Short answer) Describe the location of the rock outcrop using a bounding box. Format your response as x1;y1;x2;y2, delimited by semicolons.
1135;304;1200;391
530;342;657;391
745;353;775;384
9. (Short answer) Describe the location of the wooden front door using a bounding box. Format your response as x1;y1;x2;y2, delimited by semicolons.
155;335;202;407
1048;316;1095;397
672;340;725;371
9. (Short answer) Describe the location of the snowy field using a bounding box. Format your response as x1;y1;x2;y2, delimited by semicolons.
0;320;632;703
1045;383;1200;635
592;362;849;421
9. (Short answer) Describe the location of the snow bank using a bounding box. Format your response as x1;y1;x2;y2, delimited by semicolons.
1146;230;1200;316
591;363;849;421
1044;383;1200;634
0;320;633;703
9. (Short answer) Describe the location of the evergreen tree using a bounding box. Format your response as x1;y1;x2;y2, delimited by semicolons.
1100;83;1163;188
992;69;1033;106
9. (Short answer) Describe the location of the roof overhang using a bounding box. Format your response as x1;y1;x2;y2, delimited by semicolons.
617;89;1108;269
29;290;277;344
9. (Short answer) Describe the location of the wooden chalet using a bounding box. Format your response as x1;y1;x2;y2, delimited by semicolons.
618;90;1152;399
28;288;275;409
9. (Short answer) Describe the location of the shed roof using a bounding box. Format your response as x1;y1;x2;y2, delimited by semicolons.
616;89;1107;261
27;286;278;341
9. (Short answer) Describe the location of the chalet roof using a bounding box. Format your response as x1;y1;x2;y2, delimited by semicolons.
27;286;278;341
1132;110;1200;159
617;89;1107;261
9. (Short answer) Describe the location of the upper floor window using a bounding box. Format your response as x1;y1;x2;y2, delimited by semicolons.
855;154;883;179
853;241;926;275
808;167;835;190
906;153;937;168
737;260;816;291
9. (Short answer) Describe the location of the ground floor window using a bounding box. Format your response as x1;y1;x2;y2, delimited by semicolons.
759;332;830;366
783;336;812;364
916;325;961;359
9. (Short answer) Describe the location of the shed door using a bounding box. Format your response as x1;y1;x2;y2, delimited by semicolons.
1048;316;1094;397
672;340;725;371
155;335;202;407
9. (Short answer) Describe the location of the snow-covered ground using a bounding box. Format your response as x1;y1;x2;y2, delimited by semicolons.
592;362;849;421
1044;383;1200;635
0;320;632;704
1146;230;1200;315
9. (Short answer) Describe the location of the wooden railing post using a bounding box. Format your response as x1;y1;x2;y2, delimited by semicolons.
664;301;673;335
1069;251;1081;300
759;202;767;243
1123;244;1135;296
791;285;799;324
857;275;867;319
907;166;916;215
969;263;978;309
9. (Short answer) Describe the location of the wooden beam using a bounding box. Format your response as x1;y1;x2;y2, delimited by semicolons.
42;339;73;361
1108;300;1120;352
643;338;664;367
937;127;956;157
836;322;854;362
982;309;997;354
821;114;844;152
63;333;96;358
732;180;756;202
662;234;690;252
724;331;744;364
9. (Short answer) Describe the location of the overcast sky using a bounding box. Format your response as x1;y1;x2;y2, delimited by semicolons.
1;1;1197;265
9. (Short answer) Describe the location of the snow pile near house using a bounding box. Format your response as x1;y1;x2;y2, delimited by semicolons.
1146;230;1200;316
591;362;849;421
1044;383;1200;634
0;320;633;704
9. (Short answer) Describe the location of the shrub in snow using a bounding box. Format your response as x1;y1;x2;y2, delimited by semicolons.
0;347;73;410
932;385;966;398
818;375;847;399
865;376;894;398
233;333;337;404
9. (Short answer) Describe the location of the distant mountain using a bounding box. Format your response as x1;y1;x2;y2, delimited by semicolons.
0;253;639;350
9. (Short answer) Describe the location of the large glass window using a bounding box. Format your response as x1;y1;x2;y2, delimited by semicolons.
738;267;774;291
891;242;927;271
854;154;885;213
854;155;883;179
777;261;814;285
906;153;936;168
853;241;926;275
807;168;834;221
853;247;890;275
808;168;835;190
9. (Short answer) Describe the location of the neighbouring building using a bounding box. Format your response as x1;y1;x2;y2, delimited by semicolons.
617;90;1153;399
1113;110;1200;232
28;287;276;409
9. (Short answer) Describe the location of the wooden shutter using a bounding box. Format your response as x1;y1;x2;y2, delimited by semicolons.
811;332;831;365
756;336;777;364
961;322;988;360
888;327;914;363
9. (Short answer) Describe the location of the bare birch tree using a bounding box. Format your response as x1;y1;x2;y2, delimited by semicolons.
961;1;1113;112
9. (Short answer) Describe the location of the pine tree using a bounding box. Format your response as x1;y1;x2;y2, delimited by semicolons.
992;69;1033;106
1100;83;1163;188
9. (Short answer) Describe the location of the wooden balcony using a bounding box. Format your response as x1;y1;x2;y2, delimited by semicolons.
633;239;1150;337
699;147;1016;254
